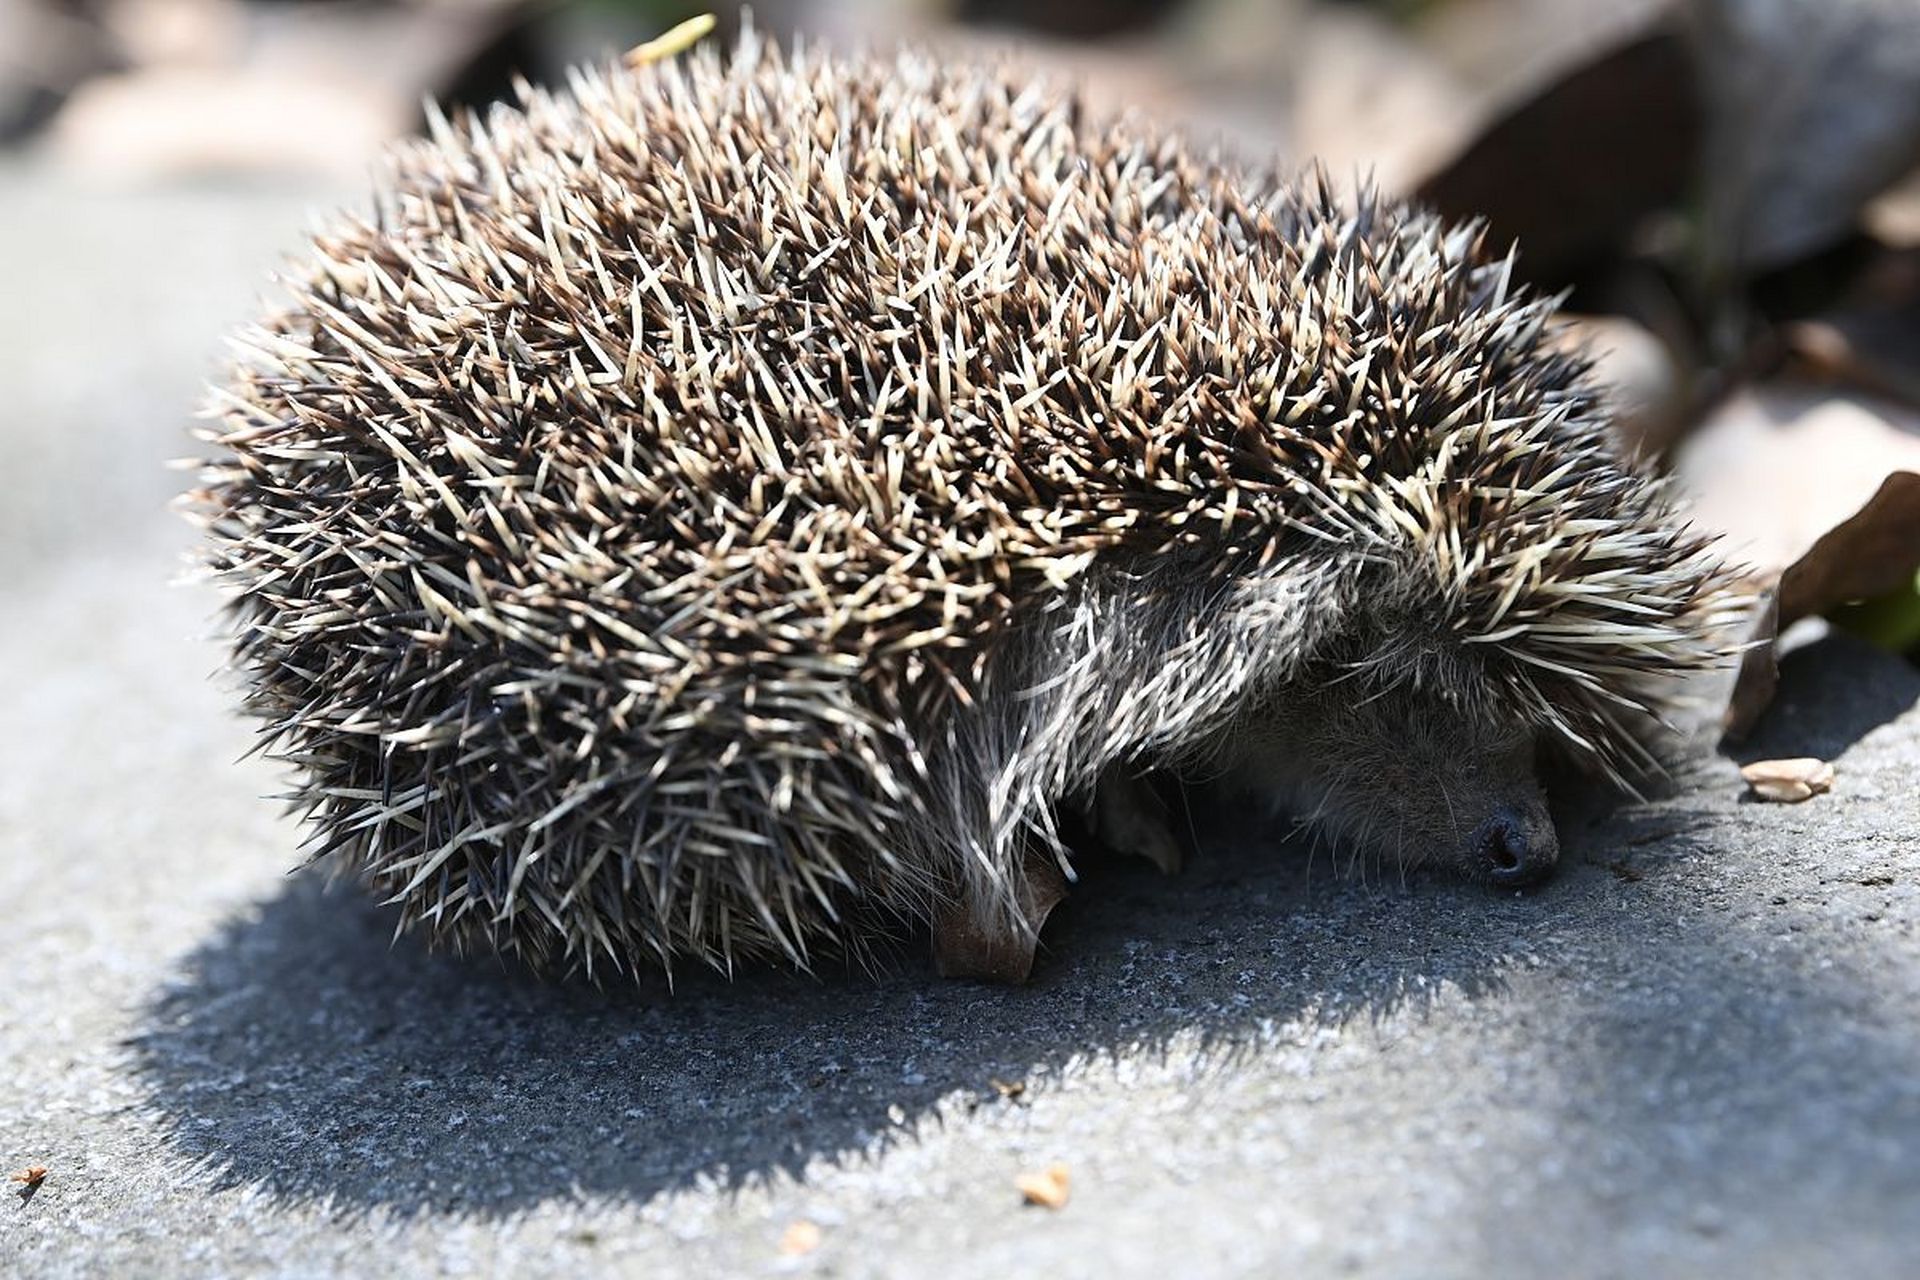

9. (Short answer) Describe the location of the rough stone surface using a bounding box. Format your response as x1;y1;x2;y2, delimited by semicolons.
5;160;1919;1278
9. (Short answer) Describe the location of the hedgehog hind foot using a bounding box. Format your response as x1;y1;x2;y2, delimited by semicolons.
930;850;1069;983
1086;766;1189;876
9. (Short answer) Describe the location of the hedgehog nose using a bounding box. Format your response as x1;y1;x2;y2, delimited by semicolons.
1474;808;1557;888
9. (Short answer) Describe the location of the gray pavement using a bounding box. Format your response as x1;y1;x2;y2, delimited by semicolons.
4;160;1919;1278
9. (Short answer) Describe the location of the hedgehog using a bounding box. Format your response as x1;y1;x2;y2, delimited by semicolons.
189;24;1745;983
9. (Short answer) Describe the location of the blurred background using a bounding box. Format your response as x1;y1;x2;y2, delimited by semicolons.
4;0;1920;703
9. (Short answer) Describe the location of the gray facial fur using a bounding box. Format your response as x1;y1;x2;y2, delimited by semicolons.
1209;678;1560;886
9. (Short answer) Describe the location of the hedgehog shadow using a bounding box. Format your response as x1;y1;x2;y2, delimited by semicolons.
127;642;1920;1228
130;811;1558;1219
1729;631;1920;764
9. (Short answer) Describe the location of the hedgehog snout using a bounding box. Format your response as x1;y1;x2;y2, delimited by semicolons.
1470;805;1559;888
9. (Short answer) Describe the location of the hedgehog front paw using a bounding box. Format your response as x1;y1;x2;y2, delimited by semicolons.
931;851;1069;983
1088;767;1189;876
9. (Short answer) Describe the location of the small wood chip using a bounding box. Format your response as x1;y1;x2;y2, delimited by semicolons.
10;1167;47;1188
1015;1162;1071;1210
1741;757;1836;803
778;1219;822;1256
625;14;717;67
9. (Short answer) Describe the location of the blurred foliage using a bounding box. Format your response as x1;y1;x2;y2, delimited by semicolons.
1832;577;1920;658
575;0;714;20
1324;0;1444;24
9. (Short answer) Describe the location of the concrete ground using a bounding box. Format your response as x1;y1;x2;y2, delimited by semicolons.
3;161;1918;1278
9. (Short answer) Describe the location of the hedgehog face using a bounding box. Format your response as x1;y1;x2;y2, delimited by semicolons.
1224;677;1560;888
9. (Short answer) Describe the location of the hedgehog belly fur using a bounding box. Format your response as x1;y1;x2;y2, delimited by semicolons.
191;30;1743;978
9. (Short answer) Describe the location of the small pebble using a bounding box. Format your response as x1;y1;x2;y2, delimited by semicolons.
1741;757;1835;803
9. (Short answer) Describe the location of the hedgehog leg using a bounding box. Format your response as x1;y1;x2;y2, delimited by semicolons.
930;850;1069;983
1088;766;1188;876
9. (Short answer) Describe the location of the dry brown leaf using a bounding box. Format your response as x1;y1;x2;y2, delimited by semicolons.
1555;314;1689;458
1741;757;1836;802
1015;1162;1072;1210
1786;304;1920;411
1416;0;1674;111
1691;0;1920;274
874;17;1282;177
44;1;516;178
778;1219;823;1256
1723;587;1782;740
1776;472;1920;625
1864;170;1920;249
1726;470;1920;735
1288;4;1473;197
0;0;107;140
1675;387;1920;734
48;67;407;178
101;0;245;70
1679;387;1920;570
1416;28;1698;288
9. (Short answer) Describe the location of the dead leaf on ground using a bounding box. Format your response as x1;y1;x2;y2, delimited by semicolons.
1015;1162;1072;1210
1690;0;1920;275
1786;302;1920;410
0;0;112;141
1288;3;1474;197
1679;386;1920;572
1675;387;1920;733
1776;472;1920;626
1741;757;1836;802
1723;588;1782;740
44;0;518;178
1554;313;1689;458
1864;171;1920;249
1416;25;1698;288
1414;0;1675;113
49;67;407;178
1725;473;1920;735
101;0;245;70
